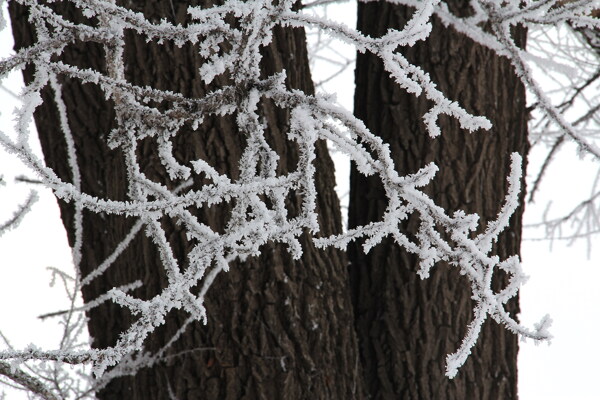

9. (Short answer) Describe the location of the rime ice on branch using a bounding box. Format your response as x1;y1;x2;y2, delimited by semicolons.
2;0;575;394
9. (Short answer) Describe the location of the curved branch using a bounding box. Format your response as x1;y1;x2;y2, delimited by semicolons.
0;361;60;400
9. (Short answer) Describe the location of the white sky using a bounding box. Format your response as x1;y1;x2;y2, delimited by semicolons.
1;2;599;399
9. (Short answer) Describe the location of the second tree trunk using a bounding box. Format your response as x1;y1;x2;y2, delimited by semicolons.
349;3;528;399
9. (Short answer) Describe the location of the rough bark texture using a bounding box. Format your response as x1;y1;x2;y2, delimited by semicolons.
10;1;364;399
349;2;528;399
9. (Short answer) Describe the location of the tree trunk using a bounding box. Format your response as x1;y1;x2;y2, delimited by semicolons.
10;1;364;399
349;2;528;399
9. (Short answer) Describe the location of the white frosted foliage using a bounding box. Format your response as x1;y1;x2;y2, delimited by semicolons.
4;0;598;398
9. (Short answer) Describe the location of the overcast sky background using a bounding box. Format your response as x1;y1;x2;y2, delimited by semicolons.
1;3;599;399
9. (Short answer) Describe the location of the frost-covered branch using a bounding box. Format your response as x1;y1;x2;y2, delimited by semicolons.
0;0;558;391
372;0;600;160
0;189;37;237
0;361;59;400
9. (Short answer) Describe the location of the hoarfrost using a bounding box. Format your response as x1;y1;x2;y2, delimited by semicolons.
4;0;598;397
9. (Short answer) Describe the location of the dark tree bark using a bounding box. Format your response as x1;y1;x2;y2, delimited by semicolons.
349;2;528;399
10;1;364;399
